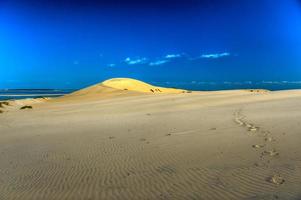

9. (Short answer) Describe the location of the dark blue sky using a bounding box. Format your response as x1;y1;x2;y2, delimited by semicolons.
1;0;301;89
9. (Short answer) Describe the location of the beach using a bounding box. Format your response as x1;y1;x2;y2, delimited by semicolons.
0;79;301;200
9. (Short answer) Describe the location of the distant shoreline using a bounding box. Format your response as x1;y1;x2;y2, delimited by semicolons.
0;94;66;97
1;81;301;92
0;94;65;97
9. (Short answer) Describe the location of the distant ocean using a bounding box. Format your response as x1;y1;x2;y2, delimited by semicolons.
152;81;301;92
0;89;76;101
1;82;301;101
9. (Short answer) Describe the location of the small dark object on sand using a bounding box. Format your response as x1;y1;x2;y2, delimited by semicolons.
2;102;9;105
0;101;10;108
124;88;128;90
0;110;3;113
20;106;33;110
150;89;155;93
166;133;172;136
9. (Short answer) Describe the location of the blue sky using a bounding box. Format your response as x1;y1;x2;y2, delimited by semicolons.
1;0;301;89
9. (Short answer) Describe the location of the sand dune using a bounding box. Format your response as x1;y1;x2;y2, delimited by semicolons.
0;79;301;200
54;78;186;103
102;78;187;94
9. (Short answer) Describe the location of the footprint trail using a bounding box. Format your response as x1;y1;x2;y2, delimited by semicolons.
234;108;284;186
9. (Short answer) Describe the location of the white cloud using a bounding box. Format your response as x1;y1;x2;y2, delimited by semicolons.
201;52;231;59
165;54;182;59
115;52;231;67
107;64;116;67
149;60;169;66
124;57;148;65
148;53;182;66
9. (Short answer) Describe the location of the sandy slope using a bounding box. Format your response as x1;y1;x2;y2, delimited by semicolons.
0;79;301;200
102;78;187;94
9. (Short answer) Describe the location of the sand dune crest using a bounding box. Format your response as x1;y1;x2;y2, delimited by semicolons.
102;78;187;94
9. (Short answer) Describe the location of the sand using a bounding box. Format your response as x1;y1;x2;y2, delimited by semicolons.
102;78;187;94
0;78;301;200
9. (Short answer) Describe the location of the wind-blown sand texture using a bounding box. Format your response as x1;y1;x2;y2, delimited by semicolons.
0;78;301;200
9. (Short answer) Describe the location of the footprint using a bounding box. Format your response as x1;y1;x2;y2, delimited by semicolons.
252;144;265;149
165;133;172;136
248;127;258;132
246;124;253;128
262;150;279;157
234;118;244;126
234;110;262;133
266;175;285;185
264;137;274;142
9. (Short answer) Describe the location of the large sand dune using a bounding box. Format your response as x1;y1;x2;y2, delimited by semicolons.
53;78;187;103
0;79;301;200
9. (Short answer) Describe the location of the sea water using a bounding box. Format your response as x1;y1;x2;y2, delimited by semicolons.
153;81;301;91
1;82;301;101
0;89;75;101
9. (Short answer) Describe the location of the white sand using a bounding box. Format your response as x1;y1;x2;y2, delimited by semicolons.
0;78;300;200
